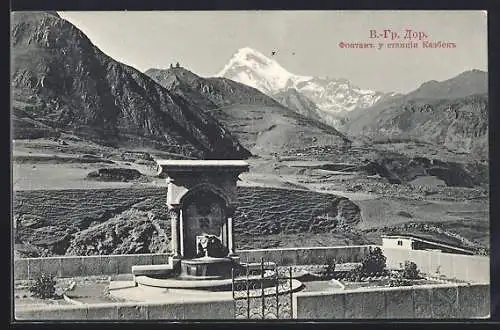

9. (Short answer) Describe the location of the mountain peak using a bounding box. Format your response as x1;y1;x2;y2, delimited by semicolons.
217;47;314;96
217;47;387;115
234;46;267;58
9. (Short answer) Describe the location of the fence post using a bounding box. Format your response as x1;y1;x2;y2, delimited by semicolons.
231;267;235;319
246;263;250;319
261;257;265;319
289;266;293;318
276;263;279;319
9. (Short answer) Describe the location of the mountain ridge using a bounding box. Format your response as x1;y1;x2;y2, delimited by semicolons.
145;66;351;156
11;11;250;160
216;47;391;115
344;70;488;159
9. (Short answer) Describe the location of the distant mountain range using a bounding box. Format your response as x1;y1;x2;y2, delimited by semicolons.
11;11;250;160
215;47;488;159
216;47;394;116
344;69;488;159
10;12;488;161
145;67;350;155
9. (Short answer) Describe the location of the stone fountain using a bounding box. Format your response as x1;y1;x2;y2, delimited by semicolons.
108;160;302;301
129;160;249;289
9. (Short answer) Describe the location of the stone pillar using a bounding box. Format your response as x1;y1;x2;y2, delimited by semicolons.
168;206;181;259
225;206;236;256
221;220;228;252
179;208;185;257
228;216;235;256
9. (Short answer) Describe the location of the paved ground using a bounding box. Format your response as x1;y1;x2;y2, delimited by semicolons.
107;279;303;303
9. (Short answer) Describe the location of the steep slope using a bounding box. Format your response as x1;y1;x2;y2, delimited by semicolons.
11;11;250;160
345;70;488;159
216;47;391;116
272;88;345;128
145;67;281;110
14;187;363;257
145;67;351;156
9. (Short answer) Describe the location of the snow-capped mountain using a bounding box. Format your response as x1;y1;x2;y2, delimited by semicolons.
216;47;390;115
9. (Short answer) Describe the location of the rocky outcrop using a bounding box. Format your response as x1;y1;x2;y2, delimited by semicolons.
361;156;488;187
13;187;363;257
65;209;168;256
86;168;146;182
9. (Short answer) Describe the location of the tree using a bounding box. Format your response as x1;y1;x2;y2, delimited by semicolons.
169;63;173;69
29;273;57;299
347;247;387;280
175;62;180;68
361;247;387;275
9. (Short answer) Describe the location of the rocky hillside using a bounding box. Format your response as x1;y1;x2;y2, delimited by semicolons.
146;66;281;110
13;187;362;257
145;67;350;156
11;11;250;159
272;88;345;128
344;70;488;159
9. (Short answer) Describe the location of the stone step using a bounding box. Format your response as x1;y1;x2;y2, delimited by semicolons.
132;264;175;276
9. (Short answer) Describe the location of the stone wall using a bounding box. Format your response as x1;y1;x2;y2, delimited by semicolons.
15;283;490;320
14;253;171;280
293;283;490;319
382;247;490;283
14;246;375;280
15;299;234;320
238;245;375;265
14;246;490;283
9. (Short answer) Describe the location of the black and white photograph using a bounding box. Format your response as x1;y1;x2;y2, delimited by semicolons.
11;10;490;320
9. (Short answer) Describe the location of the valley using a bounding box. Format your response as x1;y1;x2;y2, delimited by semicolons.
12;137;489;258
10;11;490;261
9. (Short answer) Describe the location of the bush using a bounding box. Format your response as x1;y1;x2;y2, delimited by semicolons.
402;261;420;280
361;247;386;275
389;277;412;287
29;273;57;299
346;247;387;281
321;257;337;278
348;265;363;282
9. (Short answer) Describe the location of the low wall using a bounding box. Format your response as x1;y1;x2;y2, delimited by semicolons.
14;246;375;280
238;245;374;265
294;283;490;319
15;299;234;320
14;253;171;280
382;247;490;283
17;282;489;320
14;246;490;283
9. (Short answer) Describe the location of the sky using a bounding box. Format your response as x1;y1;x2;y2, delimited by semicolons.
58;11;487;94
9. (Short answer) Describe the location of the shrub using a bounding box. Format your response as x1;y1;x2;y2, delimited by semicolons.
389;277;412;287
321;257;336;278
346;247;387;281
29;273;57;299
361;247;386;275
348;265;363;282
402;261;420;280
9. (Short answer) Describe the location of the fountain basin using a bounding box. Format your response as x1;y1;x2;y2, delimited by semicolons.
108;279;304;303
180;257;235;279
